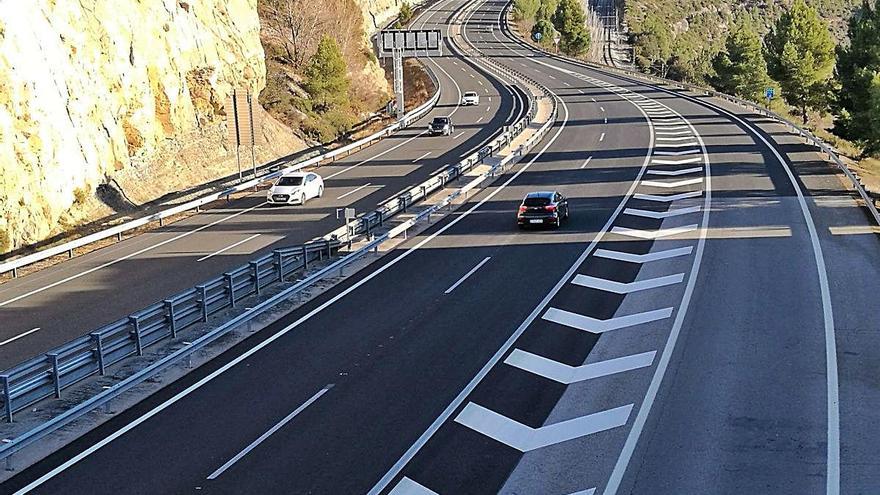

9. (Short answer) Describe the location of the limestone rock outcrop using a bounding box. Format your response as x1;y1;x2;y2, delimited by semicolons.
0;0;302;254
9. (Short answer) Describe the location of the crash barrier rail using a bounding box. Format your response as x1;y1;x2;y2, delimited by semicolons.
0;2;558;465
0;238;341;422
322;0;555;242
501;7;880;226
0;68;442;279
0;74;558;468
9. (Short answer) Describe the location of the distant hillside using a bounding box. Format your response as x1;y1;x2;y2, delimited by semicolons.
623;0;861;41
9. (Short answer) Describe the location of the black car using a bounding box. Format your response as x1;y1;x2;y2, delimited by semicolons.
517;191;569;228
428;116;454;136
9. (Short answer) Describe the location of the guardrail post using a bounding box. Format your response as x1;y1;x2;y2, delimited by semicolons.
11;267;16;279
326;239;332;259
164;300;177;339
302;246;309;271
129;316;143;356
48;353;61;398
91;332;106;375
1;375;12;422
68;248;74;258
224;273;236;308
159;217;164;227
250;262;261;296
275;251;285;282
197;285;209;322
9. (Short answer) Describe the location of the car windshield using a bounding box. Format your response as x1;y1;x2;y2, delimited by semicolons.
523;197;551;206
432;118;449;124
277;176;303;186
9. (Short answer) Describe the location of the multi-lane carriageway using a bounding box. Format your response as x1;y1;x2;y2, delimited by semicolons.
4;0;880;493
0;0;528;368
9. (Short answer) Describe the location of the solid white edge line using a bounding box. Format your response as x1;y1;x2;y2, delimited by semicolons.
10;3;523;492
412;151;432;163
369;18;664;490
444;257;492;294
603;85;712;495
196;234;262;262
206;385;331;480
0;327;41;347
0;202;268;308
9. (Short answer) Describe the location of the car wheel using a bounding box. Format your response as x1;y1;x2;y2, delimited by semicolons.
318;186;324;198
300;194;306;205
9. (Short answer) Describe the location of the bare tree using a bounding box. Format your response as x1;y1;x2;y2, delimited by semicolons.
262;0;324;68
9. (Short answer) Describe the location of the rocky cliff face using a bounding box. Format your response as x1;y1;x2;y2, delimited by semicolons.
0;0;303;254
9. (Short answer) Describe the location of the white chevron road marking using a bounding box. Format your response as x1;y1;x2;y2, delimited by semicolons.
611;225;698;239
651;156;703;165
543;307;674;334
655;141;699;148
646;167;703;176
655;130;692;136
572;273;684;294
389;477;438;495
634;191;703;202
654;149;700;156
454;402;632;452
624;206;701;219
641;178;703;188
594;246;693;263
656;136;697;142
504;349;657;384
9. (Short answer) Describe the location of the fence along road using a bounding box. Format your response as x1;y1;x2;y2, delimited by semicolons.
7;0;880;492
0;0;526;369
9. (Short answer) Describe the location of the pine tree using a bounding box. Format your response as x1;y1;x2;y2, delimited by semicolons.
399;2;414;25
513;0;540;22
712;18;772;102
765;0;836;124
304;36;350;112
835;1;880;156
551;0;591;56
634;14;673;77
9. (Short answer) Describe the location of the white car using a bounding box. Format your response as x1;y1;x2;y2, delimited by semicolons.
267;172;324;205
461;91;480;106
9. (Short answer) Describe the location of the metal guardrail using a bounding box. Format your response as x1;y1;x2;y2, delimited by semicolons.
502;8;880;226
0;70;443;279
0;239;341;422
322;1;553;243
0;4;559;466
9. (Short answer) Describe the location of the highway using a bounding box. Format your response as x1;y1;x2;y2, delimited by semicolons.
0;0;526;368
4;0;880;493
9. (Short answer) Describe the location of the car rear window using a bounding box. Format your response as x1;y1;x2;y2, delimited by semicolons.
432;117;449;124
465;92;477;97
277;176;303;186
523;197;551;206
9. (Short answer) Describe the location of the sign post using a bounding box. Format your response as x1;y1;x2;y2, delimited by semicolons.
764;87;775;109
377;29;443;121
226;89;260;181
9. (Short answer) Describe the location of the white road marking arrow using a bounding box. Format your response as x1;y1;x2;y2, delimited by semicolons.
572;273;684;294
505;349;657;384
624;206;701;219
655;141;699;148
611;225;698;239
543;307;674;334
454;402;633;452
635;191;702;202
389;477;438;495
641;178;703;188
647;167;703;176
651;157;702;165
594;246;693;263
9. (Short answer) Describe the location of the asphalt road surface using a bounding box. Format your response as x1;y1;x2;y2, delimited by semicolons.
4;0;879;493
0;0;527;368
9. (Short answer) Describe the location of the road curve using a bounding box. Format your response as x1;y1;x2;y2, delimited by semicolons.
0;0;525;369
3;0;879;493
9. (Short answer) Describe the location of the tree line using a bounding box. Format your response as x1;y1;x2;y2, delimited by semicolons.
514;0;592;56
632;0;880;157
